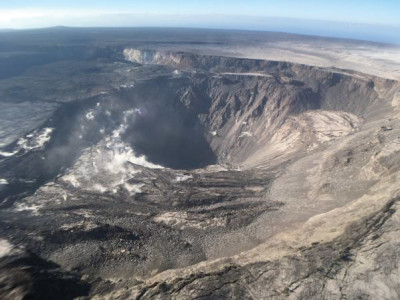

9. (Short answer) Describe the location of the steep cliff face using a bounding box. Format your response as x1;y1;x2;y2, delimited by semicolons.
124;49;392;168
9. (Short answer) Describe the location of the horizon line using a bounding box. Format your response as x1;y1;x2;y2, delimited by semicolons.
1;25;399;46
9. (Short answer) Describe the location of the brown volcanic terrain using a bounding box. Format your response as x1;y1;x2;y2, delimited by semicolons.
0;28;399;299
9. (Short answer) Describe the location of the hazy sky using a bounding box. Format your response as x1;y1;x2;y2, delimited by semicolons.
1;0;399;43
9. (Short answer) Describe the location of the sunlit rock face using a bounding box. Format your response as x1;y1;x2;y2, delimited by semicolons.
0;28;400;299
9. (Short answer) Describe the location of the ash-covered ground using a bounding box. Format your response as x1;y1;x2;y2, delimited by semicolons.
0;28;400;299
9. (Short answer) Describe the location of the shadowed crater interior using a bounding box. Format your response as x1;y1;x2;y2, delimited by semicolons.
123;105;216;169
119;79;217;169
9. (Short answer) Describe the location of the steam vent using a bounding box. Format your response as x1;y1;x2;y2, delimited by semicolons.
1;28;400;299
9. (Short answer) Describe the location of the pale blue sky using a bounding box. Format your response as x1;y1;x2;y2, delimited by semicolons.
1;0;399;43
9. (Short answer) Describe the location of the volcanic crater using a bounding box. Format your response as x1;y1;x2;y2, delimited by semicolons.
0;30;400;299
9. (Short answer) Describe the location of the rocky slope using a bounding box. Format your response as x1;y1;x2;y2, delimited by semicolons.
0;36;399;299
